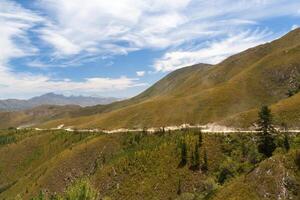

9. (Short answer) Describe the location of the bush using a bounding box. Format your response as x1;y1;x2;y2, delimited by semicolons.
29;179;98;200
217;158;237;184
65;179;98;200
295;151;300;170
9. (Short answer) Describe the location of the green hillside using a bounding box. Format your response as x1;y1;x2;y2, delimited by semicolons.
220;92;300;128
0;129;299;199
36;28;300;130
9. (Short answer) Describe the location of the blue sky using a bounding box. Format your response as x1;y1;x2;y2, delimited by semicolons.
0;0;300;99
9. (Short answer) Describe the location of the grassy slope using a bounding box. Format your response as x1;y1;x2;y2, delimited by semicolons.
1;129;299;200
40;29;300;129
220;92;300;128
212;151;300;200
0;130;121;199
0;105;81;129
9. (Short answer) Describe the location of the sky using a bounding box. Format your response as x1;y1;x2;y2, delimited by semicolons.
1;0;300;99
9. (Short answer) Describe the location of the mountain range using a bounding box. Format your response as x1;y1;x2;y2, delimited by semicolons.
39;28;300;130
1;28;300;130
0;93;120;111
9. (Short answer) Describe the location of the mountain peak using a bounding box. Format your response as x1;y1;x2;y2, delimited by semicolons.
0;93;120;111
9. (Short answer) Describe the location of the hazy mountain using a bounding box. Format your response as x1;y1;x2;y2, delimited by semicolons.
0;93;120;111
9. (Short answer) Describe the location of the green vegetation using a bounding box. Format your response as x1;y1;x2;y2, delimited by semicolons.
29;179;98;200
257;106;277;157
0;127;298;200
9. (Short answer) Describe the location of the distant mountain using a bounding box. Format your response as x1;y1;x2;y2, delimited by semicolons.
0;93;120;111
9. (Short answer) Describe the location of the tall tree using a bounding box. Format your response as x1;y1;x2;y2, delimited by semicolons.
177;179;182;195
257;106;277;157
197;129;203;147
202;148;208;172
180;139;187;166
194;142;200;170
283;134;290;152
190;142;200;170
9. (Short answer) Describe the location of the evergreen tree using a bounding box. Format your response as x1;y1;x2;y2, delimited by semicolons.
296;150;300;170
283;134;290;152
194;142;200;170
198;129;203;147
190;149;195;167
177;179;182;195
190;142;200;170
202;148;208;172
180;139;187;166
257;106;277;158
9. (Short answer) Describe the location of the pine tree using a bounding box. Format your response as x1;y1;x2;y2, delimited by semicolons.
177;179;182;195
180;139;187;166
198;129;203;147
202;148;208;172
283;134;290;152
257;106;277;158
190;142;200;170
194;142;200;170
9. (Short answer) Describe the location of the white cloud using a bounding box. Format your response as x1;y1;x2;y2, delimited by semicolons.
136;71;146;77
0;69;143;99
39;27;81;56
291;24;299;30
1;0;300;98
154;29;273;72
0;0;143;99
0;0;42;65
33;0;300;61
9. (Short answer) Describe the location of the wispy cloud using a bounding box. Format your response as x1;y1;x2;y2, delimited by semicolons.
1;0;300;98
154;29;273;72
35;0;300;63
136;71;146;77
292;24;299;30
0;70;143;99
0;0;144;99
0;0;42;65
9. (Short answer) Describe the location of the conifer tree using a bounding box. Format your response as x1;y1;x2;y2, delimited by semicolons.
198;129;203;147
180;139;187;166
202;148;208;172
177;179;182;195
283;134;290;152
190;142;200;170
257;106;277;157
194;142;200;170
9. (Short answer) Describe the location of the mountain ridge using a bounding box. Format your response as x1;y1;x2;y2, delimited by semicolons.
37;28;300;129
0;93;120;111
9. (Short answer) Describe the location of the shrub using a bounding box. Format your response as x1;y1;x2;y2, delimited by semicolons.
65;179;98;200
29;179;98;200
296;150;300;170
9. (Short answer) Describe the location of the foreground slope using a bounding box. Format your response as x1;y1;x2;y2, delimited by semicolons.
1;129;299;199
40;28;300;129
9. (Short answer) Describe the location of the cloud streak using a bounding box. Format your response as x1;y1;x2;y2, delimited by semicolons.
1;0;300;98
154;29;273;72
0;0;144;99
